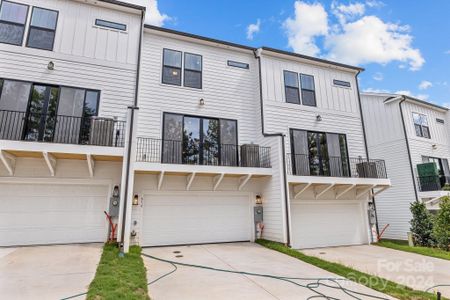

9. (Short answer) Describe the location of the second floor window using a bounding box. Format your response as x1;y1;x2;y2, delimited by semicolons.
413;113;430;139
184;53;202;89
284;71;316;106
300;74;316;106
0;0;29;46
284;71;300;104
162;49;202;89
26;7;58;51
162;49;182;86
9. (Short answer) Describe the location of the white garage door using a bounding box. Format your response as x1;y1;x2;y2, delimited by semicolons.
141;193;252;247
291;201;368;249
0;182;109;246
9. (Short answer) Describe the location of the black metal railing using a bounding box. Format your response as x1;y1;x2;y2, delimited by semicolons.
417;175;450;192
136;137;271;168
286;153;387;179
0;110;126;147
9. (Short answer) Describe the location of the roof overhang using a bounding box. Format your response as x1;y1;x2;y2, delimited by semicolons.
74;0;146;14
362;92;448;112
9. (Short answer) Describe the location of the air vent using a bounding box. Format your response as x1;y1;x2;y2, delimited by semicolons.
436;118;445;124
333;79;351;88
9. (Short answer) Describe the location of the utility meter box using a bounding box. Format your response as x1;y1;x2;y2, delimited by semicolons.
254;206;263;223
109;195;120;217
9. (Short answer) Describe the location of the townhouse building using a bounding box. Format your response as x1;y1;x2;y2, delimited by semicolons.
361;92;450;240
0;0;391;252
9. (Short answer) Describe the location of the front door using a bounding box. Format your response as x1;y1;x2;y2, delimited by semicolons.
23;84;59;142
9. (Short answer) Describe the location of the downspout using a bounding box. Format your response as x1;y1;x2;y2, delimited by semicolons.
398;97;420;201
355;71;381;237
254;48;291;247
120;9;144;250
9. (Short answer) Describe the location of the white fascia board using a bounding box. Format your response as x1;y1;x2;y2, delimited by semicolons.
1;140;124;157
133;162;273;176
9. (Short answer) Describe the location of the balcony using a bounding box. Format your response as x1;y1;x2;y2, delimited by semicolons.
285;153;391;200
0;110;126;147
418;175;450;192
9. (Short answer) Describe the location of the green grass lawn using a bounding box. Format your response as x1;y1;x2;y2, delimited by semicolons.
256;239;442;300
375;239;450;261
87;243;149;300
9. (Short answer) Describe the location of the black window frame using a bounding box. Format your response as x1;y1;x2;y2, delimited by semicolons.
283;70;300;104
25;6;59;51
300;73;316;107
333;79;351;88
0;0;29;46
95;19;127;31
183;52;203;89
412;112;431;139
161;48;182;86
227;60;249;69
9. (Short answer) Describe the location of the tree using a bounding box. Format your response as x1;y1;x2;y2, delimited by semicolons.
410;200;434;247
433;196;450;251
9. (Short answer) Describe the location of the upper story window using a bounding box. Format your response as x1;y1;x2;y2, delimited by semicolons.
283;71;316;107
227;60;249;69
184;53;202;89
283;71;300;104
162;49;202;89
300;74;316;106
95;19;126;31
26;7;58;51
333;79;351;88
0;1;29;46
162;49;182;86
413;113;430;139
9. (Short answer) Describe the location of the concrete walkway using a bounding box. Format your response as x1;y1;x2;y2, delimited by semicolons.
0;244;102;300
143;242;393;300
303;245;450;298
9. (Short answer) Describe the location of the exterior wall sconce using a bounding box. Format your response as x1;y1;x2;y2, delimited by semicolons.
316;115;322;121
112;185;120;197
132;194;139;205
432;144;437;150
199;98;205;106
255;194;263;205
47;61;55;70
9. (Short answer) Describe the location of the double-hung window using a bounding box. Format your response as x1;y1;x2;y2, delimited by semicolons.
0;1;29;46
26;7;58;51
413;113;430;138
284;71;300;104
300;74;316;106
162;49;182;86
184;53;202;89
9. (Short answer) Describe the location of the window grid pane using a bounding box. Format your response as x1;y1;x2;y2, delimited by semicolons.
163;49;182;68
185;53;202;71
0;22;24;45
162;66;182;86
31;7;57;29
300;74;315;91
284;71;299;88
0;1;28;24
27;27;55;50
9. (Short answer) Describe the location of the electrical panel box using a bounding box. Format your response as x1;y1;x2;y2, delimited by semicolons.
254;206;263;223
367;206;376;225
109;195;120;217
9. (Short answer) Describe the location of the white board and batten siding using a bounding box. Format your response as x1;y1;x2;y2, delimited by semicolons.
259;53;367;159
0;0;141;121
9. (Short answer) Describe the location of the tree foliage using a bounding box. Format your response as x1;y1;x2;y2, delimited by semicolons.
410;200;434;247
433;196;450;250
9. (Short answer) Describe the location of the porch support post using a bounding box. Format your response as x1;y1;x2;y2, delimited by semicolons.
238;174;252;191
0;150;16;176
86;154;95;178
213;173;225;191
43;152;56;176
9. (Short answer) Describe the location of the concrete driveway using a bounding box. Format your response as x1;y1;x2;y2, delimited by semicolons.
143;242;392;300
303;245;450;298
0;244;102;300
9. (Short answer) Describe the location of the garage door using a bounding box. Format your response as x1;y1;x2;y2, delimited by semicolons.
141;193;252;246
290;201;368;249
0;182;109;246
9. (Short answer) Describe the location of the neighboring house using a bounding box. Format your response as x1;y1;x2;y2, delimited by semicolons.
0;0;391;251
0;0;145;246
361;92;450;240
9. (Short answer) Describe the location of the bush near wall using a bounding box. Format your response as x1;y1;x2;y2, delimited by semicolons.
410;200;435;247
433;196;450;251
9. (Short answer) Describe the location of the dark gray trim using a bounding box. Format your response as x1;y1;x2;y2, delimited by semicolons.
254;49;291;247
355;71;380;237
398;97;420;202
120;9;144;251
262;47;364;72
98;0;146;11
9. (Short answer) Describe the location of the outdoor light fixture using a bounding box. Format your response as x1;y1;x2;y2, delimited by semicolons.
132;194;139;205
199;98;205;106
47;61;55;70
316;114;322;121
255;194;262;205
432;144;437;150
112;185;120;197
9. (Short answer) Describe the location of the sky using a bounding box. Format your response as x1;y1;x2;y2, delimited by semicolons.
130;0;450;107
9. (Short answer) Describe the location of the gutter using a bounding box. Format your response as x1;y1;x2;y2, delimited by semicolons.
120;9;144;249
355;71;381;236
254;48;291;247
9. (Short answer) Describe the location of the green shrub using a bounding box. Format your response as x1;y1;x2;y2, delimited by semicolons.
433;196;450;251
410;200;435;246
443;184;450;191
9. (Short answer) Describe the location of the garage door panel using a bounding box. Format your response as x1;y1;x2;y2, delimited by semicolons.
141;193;251;246
291;201;368;249
0;183;108;246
